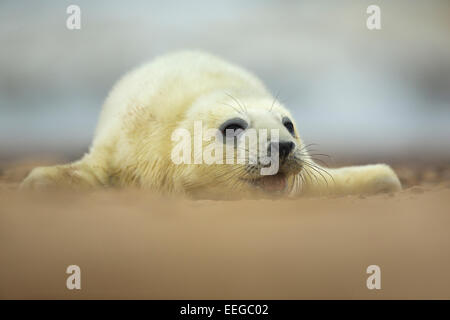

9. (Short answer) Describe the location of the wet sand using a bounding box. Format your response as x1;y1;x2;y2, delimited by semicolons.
1;159;449;299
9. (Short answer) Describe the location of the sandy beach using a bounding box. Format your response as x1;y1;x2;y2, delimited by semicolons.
1;159;449;299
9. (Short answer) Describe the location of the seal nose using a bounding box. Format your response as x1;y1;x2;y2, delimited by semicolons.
269;141;295;160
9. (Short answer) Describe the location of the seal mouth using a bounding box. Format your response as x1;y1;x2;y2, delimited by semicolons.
246;173;288;193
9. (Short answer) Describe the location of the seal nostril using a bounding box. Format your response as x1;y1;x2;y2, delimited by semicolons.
269;141;295;160
280;141;294;159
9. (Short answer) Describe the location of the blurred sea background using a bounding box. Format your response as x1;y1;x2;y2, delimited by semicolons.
1;0;449;164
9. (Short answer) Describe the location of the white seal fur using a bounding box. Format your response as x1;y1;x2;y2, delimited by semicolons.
21;51;401;198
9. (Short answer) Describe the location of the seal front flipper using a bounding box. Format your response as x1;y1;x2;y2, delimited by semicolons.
20;159;105;190
301;164;401;196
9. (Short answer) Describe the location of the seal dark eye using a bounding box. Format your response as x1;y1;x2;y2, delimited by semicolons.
282;117;295;136
219;118;248;137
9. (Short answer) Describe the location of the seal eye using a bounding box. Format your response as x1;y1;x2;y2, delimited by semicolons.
219;118;248;137
282;117;295;136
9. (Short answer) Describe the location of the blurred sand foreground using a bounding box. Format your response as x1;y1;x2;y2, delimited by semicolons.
0;160;450;299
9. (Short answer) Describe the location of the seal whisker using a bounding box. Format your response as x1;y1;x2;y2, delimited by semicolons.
220;101;245;116
225;92;248;115
302;160;334;187
269;90;281;112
